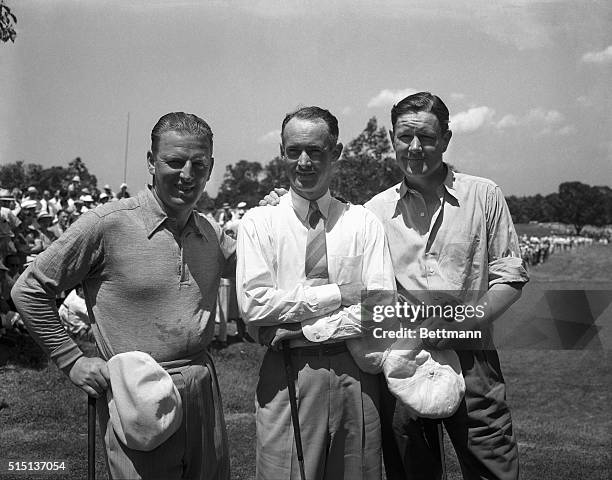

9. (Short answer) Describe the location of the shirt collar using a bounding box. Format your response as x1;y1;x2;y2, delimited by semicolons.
398;163;458;201
138;186;209;240
289;188;331;223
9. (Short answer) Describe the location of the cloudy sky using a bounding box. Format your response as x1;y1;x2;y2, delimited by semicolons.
1;0;610;197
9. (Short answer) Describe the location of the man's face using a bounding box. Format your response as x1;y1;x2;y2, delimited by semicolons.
281;118;342;200
58;211;69;227
390;111;452;181
147;131;214;218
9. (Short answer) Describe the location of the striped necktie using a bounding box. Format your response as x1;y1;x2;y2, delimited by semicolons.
304;200;329;283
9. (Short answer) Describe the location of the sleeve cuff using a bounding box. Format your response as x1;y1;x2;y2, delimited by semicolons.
51;341;85;370
306;283;341;313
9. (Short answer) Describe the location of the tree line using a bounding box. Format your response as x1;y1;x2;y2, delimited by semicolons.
2;117;610;235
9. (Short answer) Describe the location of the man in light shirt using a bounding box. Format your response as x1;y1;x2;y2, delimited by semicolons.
237;106;395;479
365;92;529;480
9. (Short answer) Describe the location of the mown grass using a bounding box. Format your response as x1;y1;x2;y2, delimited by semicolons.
1;244;610;479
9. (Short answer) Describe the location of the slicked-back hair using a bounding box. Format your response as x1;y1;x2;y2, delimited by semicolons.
281;106;339;146
151;112;213;153
391;92;450;134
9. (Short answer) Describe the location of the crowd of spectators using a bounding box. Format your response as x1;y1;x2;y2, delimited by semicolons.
518;234;597;267
0;179;253;346
0;178;133;338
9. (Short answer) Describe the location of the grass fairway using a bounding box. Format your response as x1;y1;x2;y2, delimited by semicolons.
1;245;611;479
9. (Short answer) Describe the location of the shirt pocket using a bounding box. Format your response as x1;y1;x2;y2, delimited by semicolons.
438;241;477;288
329;254;363;285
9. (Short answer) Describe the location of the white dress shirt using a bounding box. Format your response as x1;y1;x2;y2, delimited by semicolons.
237;189;395;344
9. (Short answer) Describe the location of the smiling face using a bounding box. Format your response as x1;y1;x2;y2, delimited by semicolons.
147;131;213;219
280;118;342;201
391;111;452;183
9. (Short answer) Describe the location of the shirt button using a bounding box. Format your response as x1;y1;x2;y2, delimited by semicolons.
429;268;435;274
420;212;425;217
429;370;435;377
314;333;320;340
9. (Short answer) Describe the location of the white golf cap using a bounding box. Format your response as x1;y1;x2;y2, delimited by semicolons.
106;351;183;451
383;341;465;419
21;199;39;210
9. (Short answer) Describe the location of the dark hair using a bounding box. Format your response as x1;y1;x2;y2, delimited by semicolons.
281;106;339;145
151;112;213;153
391;92;450;133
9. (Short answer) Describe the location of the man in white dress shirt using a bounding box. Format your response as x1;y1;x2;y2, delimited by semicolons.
237;106;395;479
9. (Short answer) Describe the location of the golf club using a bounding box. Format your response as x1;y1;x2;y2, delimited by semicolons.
282;341;307;480
88;395;96;480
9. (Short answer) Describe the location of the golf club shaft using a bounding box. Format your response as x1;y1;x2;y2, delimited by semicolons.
88;395;96;480
282;341;306;480
438;422;447;480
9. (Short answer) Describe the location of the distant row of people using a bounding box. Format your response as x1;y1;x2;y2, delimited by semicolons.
518;234;596;267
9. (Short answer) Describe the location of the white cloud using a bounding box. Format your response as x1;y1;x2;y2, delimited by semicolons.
367;88;418;108
449;106;495;134
526;108;564;124
496;108;565;131
557;125;577;136
497;114;520;129
257;129;281;144
581;45;612;64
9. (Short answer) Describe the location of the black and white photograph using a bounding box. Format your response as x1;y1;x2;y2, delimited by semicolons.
1;1;610;479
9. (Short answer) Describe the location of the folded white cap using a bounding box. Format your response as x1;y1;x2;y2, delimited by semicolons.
383;339;465;419
106;351;183;451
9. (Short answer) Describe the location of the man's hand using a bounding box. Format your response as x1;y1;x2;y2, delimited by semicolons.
258;188;288;206
259;323;304;349
63;356;110;398
338;283;364;307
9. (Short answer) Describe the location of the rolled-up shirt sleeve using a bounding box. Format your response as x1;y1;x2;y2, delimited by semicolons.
11;212;105;369
486;185;529;287
236;213;342;327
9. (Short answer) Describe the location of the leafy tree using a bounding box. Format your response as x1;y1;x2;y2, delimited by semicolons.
258;156;290;194
556;181;608;234
330;117;402;204
195;191;215;212
0;161;27;189
68;157;98;190
216;160;264;207
1;1;16;43
0;158;98;194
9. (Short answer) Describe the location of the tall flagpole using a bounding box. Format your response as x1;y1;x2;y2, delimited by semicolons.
123;112;130;184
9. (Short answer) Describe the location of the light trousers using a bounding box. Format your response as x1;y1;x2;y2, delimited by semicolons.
256;348;382;480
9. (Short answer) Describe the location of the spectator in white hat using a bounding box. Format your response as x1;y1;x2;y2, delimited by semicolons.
117;182;130;200
12;111;234;480
103;184;116;201
98;192;110;204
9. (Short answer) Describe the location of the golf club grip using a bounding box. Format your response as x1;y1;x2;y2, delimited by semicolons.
282;342;305;462
88;395;96;480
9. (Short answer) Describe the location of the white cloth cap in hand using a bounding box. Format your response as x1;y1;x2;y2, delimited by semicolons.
383;339;465;419
106;351;183;451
